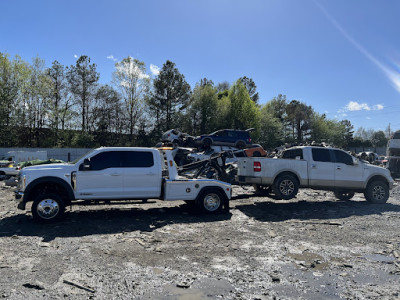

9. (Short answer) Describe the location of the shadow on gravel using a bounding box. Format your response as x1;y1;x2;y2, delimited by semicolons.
0;204;232;242
235;200;400;222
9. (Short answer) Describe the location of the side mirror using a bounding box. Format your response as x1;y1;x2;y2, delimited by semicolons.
352;157;359;165
79;158;91;171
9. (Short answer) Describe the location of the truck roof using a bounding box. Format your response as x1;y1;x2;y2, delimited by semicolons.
95;147;159;151
285;145;332;150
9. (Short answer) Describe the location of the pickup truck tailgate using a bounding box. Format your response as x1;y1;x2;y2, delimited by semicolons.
237;157;308;186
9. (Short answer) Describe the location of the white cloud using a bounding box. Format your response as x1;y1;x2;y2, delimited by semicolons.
346;101;371;111
74;54;78;59
373;104;384;110
150;64;160;76
107;55;117;62
339;101;385;113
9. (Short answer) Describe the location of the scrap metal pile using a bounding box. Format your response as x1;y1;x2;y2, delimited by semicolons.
158;129;268;184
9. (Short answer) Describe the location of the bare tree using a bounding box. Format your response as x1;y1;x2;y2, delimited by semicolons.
113;56;150;140
66;55;99;132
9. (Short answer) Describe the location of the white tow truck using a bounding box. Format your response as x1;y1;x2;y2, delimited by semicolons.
236;146;394;203
15;147;231;222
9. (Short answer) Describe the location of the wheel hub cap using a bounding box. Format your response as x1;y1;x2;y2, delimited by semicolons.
372;186;385;201
280;180;294;196
204;194;220;211
37;199;60;219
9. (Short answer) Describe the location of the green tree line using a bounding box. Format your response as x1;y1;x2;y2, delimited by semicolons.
0;52;389;149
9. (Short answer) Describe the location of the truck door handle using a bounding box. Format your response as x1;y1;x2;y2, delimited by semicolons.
336;167;341;170
146;172;156;176
110;173;121;176
311;164;316;169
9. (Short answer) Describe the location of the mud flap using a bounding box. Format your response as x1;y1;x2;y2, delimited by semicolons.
223;197;230;212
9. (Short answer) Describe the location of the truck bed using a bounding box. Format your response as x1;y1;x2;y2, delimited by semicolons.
237;157;308;186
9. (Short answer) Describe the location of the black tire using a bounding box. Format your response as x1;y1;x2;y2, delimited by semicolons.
31;193;65;222
334;190;355;201
253;184;270;196
364;181;389;204
196;190;224;214
201;166;222;180
274;175;299;200
236;141;246;149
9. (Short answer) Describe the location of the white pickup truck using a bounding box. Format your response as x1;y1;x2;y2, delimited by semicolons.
15;147;231;222
236;146;394;203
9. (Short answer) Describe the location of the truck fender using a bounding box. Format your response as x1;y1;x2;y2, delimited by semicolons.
195;186;230;211
273;170;301;186
23;176;75;204
365;174;389;189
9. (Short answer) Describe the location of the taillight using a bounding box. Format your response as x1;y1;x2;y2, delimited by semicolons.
249;138;251;142
254;161;261;172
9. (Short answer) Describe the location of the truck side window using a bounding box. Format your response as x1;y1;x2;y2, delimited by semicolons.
333;150;353;165
123;151;154;167
89;151;122;170
312;148;332;162
213;130;224;137
282;149;303;159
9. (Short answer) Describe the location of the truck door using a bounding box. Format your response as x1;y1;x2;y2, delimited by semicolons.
309;148;335;187
75;151;124;199
122;150;161;198
333;149;364;189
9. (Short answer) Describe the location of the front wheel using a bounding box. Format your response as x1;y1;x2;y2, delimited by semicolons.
32;193;65;222
334;190;355;201
274;175;299;200
196;190;224;214
364;181;389;204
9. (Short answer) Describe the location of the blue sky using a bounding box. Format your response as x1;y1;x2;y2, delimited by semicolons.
1;0;399;133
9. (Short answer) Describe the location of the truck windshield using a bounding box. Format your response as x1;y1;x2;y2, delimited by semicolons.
70;149;96;164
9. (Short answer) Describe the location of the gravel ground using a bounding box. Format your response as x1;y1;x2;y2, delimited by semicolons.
1;181;400;299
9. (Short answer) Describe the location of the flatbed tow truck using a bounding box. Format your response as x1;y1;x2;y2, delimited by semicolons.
15;147;231;222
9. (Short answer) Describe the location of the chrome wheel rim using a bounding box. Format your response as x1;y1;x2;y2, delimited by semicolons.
280;180;295;196
372;186;385;201
37;199;60;219
203;193;221;212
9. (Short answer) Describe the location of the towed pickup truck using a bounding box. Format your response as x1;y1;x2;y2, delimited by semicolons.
15;147;231;222
236;146;394;203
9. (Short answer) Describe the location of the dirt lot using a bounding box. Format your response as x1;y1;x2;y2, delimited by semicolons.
1;181;400;300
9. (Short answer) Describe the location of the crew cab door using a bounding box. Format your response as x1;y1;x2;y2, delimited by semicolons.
75;151;124;199
122;150;162;198
308;148;335;187
333;149;364;189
